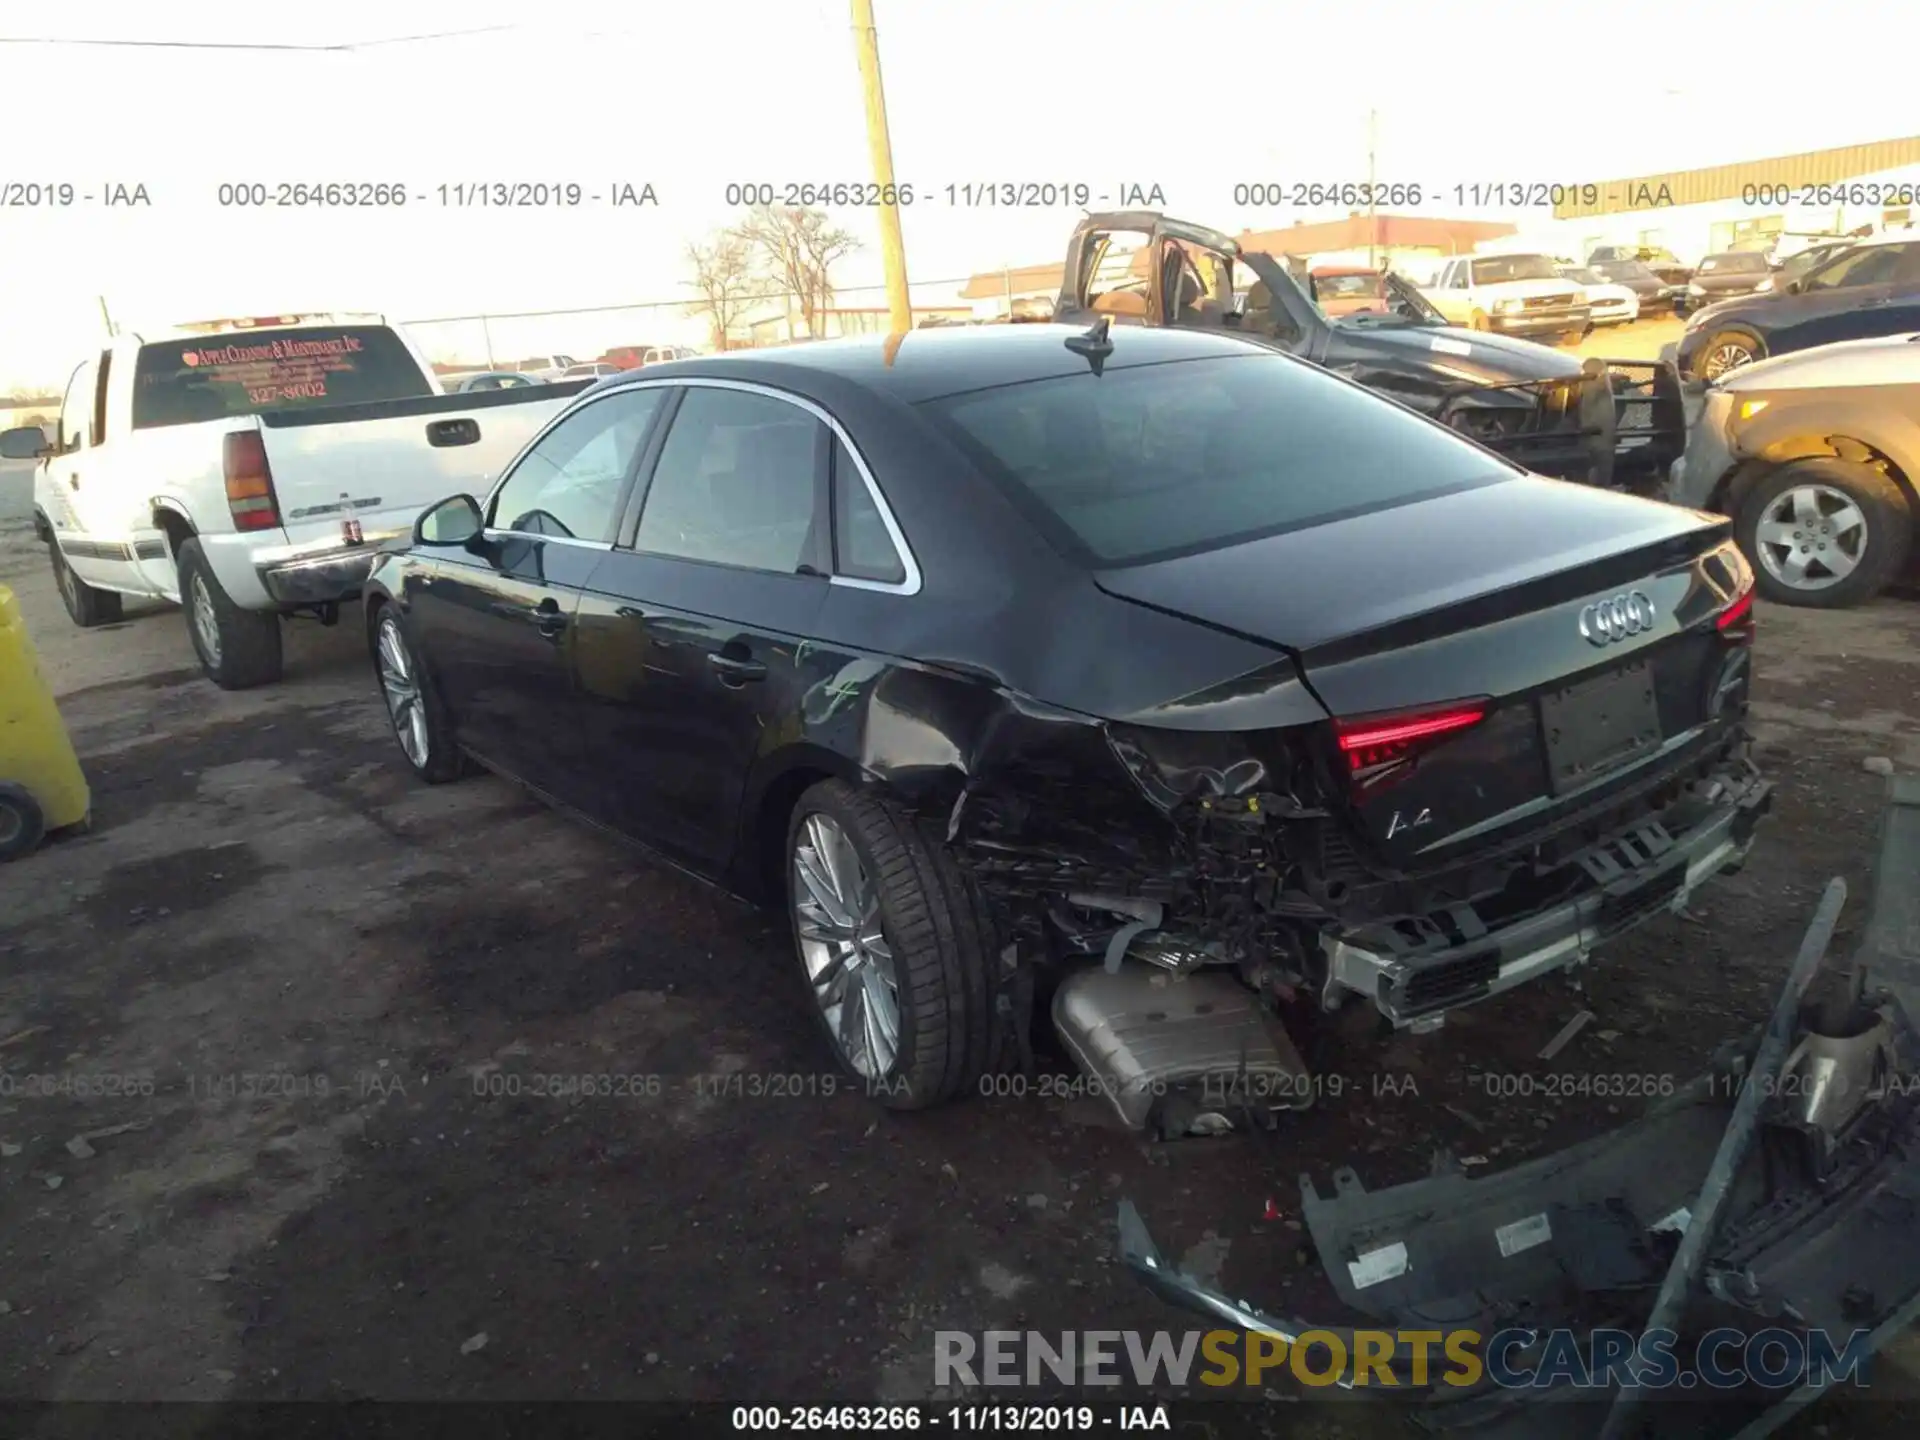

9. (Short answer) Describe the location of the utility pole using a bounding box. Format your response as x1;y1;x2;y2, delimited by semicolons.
1366;108;1379;269
850;0;912;336
480;314;497;369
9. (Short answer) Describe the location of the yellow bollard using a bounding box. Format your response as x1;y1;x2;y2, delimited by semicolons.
0;583;90;861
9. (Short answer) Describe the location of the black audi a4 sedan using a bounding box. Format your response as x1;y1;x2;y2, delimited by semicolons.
363;322;1771;1130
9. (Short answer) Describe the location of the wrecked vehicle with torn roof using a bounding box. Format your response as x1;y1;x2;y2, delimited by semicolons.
363;321;1770;1139
1053;211;1687;495
1120;777;1920;1438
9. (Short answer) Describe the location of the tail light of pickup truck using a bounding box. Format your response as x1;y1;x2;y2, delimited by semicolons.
223;431;282;533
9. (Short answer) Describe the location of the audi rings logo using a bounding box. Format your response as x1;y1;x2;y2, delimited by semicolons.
1579;590;1657;646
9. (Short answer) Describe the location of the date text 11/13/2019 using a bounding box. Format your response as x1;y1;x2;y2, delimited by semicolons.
210;182;658;209
729;1404;1173;1431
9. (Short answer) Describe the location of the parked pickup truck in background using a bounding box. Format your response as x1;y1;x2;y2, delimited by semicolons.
1052;212;1685;493
0;313;584;690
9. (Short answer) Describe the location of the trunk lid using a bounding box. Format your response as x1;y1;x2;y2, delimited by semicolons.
1093;479;1747;867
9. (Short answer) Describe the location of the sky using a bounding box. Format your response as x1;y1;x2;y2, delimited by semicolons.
0;0;1911;392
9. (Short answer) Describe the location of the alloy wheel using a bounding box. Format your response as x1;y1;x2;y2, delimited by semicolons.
190;573;222;666
1701;339;1756;380
791;812;901;1080
1752;483;1868;593
376;616;431;769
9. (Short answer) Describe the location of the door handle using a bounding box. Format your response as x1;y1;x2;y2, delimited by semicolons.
708;652;767;684
427;418;481;447
532;597;569;638
68;474;79;490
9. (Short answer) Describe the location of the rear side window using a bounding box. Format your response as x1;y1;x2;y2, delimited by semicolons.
129;326;431;431
926;353;1512;567
831;437;906;585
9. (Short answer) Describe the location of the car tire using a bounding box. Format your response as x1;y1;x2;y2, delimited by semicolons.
785;778;1005;1110
47;541;123;628
1693;327;1765;382
370;603;470;784
0;782;48;863
1735;459;1913;609
177;537;283;689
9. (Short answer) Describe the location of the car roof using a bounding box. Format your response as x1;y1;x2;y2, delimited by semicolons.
604;323;1273;405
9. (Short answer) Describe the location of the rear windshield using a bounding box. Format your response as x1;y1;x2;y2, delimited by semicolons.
924;354;1513;567
1700;253;1766;273
1315;273;1379;297
130;326;430;431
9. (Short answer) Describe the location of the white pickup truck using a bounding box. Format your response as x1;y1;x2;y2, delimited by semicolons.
0;314;583;689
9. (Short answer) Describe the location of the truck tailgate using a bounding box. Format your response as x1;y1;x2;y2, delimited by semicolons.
257;385;583;546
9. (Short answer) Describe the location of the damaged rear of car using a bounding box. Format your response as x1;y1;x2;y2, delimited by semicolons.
1051;211;1686;495
907;331;1770;1138
1119;777;1920;1438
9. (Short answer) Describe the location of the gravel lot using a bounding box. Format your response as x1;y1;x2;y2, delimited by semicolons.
1;507;1917;1435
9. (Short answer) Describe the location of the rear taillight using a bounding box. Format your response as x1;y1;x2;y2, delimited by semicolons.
1716;590;1755;634
1334;699;1490;791
223;431;282;533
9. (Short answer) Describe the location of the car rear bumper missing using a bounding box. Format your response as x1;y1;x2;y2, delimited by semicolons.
1322;760;1774;1029
1118;777;1920;1435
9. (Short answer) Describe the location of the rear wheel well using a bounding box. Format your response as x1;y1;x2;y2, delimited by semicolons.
149;506;195;564
750;766;837;904
1714;438;1919;522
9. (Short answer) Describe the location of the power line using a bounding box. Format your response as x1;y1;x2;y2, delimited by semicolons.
0;26;521;51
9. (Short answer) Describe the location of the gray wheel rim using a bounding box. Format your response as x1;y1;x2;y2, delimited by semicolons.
190;573;222;665
376;617;431;769
792;812;900;1080
1753;483;1868;592
1702;339;1756;380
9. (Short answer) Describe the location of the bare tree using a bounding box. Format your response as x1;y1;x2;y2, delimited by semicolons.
732;206;861;339
684;232;759;352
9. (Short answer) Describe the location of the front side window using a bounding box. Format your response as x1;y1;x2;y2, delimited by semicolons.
926;353;1511;567
634;387;823;573
59;360;95;451
1804;244;1904;291
488;388;665;540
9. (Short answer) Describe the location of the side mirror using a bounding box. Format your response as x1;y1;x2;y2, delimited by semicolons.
1784;279;1803;296
0;425;51;461
413;493;484;548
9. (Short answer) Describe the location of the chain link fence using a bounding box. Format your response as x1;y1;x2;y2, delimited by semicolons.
404;274;982;375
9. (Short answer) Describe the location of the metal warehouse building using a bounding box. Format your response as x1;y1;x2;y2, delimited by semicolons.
1492;136;1920;264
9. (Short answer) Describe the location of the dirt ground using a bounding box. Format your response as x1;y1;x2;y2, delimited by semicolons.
2;512;1917;1437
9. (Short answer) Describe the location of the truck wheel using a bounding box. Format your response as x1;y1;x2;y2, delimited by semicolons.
370;604;470;783
177;537;283;689
1735;459;1913;609
785;778;1005;1110
1694;328;1764;382
0;782;48;862
48;541;123;628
